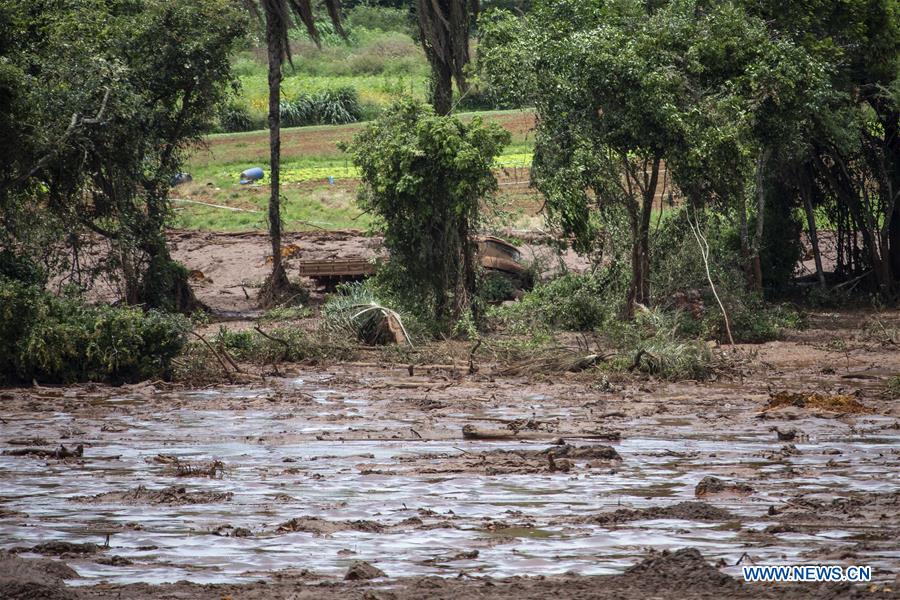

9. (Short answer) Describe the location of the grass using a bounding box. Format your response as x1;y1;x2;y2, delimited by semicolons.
231;18;430;126
176;110;538;231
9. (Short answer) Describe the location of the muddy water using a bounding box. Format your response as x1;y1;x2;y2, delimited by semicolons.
1;376;898;585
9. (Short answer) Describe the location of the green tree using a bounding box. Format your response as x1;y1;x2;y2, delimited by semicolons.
480;0;828;311
743;0;900;296
0;0;245;310
344;101;510;330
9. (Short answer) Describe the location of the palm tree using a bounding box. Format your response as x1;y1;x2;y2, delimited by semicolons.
245;0;345;307
416;0;476;115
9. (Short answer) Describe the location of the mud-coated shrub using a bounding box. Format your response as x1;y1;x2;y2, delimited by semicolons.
0;278;189;384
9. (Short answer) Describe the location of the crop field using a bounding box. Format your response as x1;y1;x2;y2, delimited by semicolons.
176;110;539;231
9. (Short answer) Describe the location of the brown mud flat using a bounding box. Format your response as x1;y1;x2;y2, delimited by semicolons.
1;312;900;598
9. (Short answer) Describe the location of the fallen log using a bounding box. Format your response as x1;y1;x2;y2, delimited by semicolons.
461;425;620;442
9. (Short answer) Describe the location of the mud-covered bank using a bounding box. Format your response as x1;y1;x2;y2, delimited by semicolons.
3;547;885;599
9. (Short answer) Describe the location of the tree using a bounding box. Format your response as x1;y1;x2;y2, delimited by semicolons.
344;101;510;331
416;0;477;114
246;0;346;307
742;0;900;296
1;0;245;311
480;0;827;312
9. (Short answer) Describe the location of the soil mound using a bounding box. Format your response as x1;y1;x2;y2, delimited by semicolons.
586;501;735;525
762;391;873;414
277;517;384;535
72;485;233;505
0;553;80;600
623;548;738;592
695;476;754;497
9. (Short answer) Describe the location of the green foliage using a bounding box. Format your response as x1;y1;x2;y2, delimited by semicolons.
174;325;356;379
1;0;246;310
652;208;803;343
344;100;510;331
279;87;363;128
604;309;715;381
490;271;625;333
346;6;413;36
260;305;311;322
216;101;259;132
322;281;416;344
479;271;516;304
0;278;189;384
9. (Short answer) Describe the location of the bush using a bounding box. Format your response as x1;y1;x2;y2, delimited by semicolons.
322;281;419;344
651;208;803;343
604;309;714;380
346;6;414;36
280;87;362;127
490;270;626;333
480;271;516;304
215;101;257;133
0;278;189;384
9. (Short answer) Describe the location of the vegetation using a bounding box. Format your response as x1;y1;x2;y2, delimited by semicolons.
0;277;188;384
322;282;414;345
1;0;897;385
0;0;245;312
480;0;899;304
344;101;510;332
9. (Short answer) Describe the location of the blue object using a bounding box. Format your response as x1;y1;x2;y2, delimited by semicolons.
328;175;335;185
239;167;264;184
171;172;192;186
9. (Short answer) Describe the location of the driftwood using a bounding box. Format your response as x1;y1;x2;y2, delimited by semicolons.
3;444;83;459
461;425;620;442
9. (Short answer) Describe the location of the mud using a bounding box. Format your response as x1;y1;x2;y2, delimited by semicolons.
568;501;736;525
1;310;900;597
165;229;591;313
72;485;234;506
0;553;80;600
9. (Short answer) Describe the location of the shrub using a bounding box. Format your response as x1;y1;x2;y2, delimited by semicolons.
490;270;626;333
604;308;714;380
280;87;362;127
651;208;803;343
280;95;317;128
322;281;418;344
216;101;256;132
479;271;516;304
346;6;414;36
0;278;189;384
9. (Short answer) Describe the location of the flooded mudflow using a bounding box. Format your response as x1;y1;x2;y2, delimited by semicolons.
1;372;898;586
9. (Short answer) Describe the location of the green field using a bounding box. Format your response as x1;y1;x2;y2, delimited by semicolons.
228;9;431;128
176;110;538;231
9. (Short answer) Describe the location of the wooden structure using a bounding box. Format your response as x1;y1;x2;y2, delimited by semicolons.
297;236;527;290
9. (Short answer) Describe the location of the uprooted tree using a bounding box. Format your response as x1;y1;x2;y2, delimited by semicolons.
343;100;510;332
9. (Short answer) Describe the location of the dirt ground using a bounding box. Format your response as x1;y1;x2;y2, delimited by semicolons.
3;232;900;599
166;229;590;314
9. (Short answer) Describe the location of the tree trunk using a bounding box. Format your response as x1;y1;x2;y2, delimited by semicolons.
259;8;291;307
432;58;453;116
800;167;826;289
749;152;768;293
635;159;660;306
